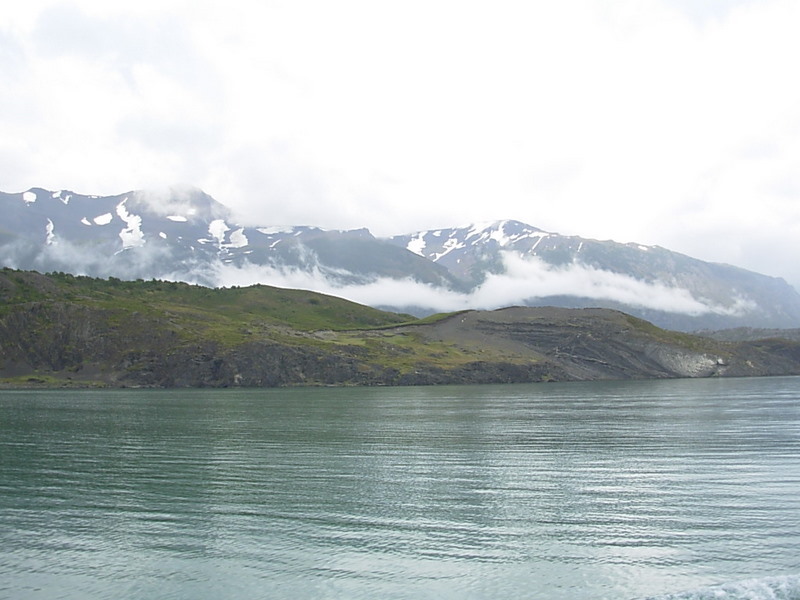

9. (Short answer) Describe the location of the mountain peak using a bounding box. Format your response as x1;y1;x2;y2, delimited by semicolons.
464;219;548;245
128;186;231;222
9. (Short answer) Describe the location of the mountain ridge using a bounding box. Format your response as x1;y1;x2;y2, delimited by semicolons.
2;186;799;331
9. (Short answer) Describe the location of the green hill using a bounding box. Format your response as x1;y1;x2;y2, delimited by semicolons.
2;268;799;388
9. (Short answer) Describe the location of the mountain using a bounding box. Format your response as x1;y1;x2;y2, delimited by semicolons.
3;269;800;388
2;187;800;331
388;220;800;330
0;187;456;288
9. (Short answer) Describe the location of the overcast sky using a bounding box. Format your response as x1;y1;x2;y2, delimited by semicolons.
3;0;800;290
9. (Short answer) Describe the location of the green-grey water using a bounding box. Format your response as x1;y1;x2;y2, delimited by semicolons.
2;377;800;599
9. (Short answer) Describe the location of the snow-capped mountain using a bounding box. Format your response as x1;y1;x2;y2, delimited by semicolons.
388;220;800;330
3;187;800;331
0;187;454;288
392;220;569;286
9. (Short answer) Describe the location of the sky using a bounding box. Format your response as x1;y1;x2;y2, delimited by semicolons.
3;0;800;291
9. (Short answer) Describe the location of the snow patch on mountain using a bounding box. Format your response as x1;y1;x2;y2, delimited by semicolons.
257;226;293;235
432;237;465;261
45;219;55;245
406;235;426;256
93;213;113;226
203;220;248;250
400;221;555;264
167;215;188;222
115;199;145;250
23;191;36;204
489;224;515;246
51;190;71;204
208;219;229;245
228;228;248;248
466;222;495;239
530;234;548;253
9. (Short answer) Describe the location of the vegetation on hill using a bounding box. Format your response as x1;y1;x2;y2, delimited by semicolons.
0;269;411;330
2;268;799;388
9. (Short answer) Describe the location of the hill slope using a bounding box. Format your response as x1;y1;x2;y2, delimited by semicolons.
2;269;799;388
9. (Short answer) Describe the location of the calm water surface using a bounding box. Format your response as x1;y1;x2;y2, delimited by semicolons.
2;377;800;599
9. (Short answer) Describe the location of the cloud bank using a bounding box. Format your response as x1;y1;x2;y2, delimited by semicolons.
209;252;755;318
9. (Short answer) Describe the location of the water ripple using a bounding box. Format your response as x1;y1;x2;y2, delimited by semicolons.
2;378;800;599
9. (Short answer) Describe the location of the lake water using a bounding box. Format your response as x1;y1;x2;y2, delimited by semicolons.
2;377;800;600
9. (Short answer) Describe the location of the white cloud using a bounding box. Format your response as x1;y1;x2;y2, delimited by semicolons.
1;0;799;290
210;251;754;318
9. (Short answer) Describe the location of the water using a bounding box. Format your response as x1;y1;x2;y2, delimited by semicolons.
1;377;800;600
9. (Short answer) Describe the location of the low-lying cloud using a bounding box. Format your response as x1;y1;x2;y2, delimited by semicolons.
209;251;755;318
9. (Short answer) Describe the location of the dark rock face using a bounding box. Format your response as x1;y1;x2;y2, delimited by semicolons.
106;342;563;388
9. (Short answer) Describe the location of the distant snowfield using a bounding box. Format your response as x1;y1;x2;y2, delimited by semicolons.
405;235;426;256
115;200;145;249
93;213;113;226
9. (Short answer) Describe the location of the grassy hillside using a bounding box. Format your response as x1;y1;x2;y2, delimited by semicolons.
2;268;799;388
0;268;482;387
1;268;412;333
